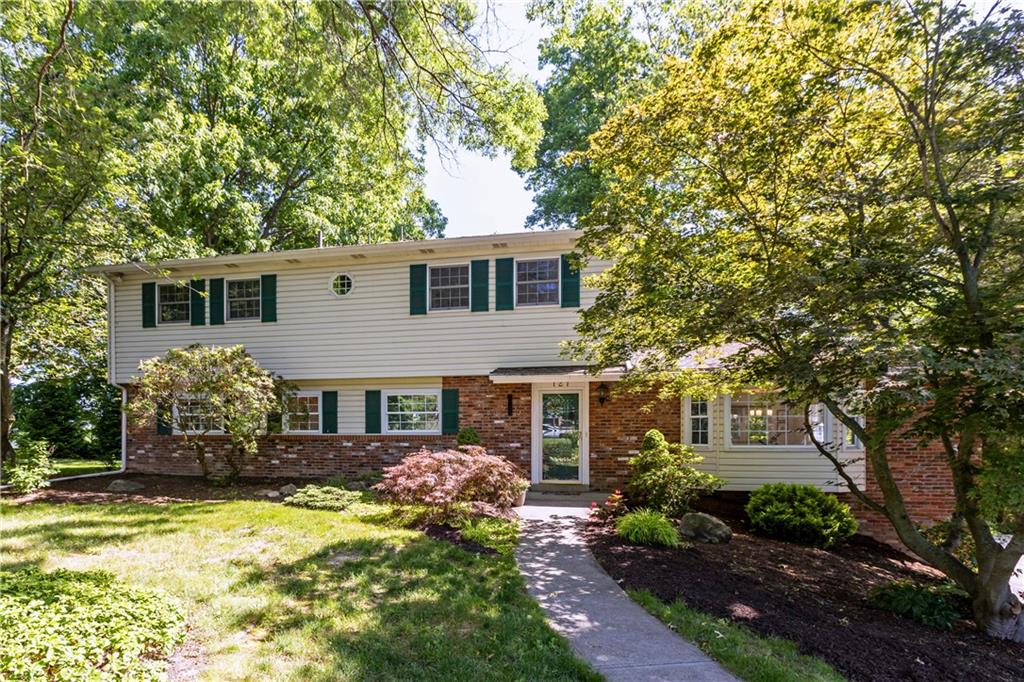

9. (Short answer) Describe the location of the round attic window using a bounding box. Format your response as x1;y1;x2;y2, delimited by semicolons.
331;273;353;297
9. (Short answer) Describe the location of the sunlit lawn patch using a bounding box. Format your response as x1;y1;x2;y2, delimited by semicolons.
0;500;596;681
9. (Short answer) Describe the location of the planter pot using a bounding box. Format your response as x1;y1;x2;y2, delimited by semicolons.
513;489;528;507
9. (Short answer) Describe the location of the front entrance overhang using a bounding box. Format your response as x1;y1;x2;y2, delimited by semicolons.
488;365;624;384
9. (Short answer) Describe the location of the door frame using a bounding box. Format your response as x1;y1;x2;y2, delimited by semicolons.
531;382;590;485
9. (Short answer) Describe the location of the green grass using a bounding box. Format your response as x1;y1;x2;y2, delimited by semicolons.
52;459;118;478
630;590;844;682
0;499;598;681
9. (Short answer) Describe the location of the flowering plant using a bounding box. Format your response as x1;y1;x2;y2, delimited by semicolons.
591;489;628;520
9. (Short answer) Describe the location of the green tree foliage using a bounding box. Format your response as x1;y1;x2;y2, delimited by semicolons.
12;373;120;463
572;0;1023;640
1;0;545;461
127;344;286;479
523;0;728;229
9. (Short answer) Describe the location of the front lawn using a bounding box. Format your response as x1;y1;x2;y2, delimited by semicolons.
1;493;597;681
52;458;119;478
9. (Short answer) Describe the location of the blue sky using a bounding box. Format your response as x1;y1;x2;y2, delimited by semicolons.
424;1;545;237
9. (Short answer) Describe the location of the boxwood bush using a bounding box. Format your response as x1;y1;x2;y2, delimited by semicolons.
283;485;364;511
617;509;679;548
745;483;858;548
869;579;970;629
0;568;185;681
627;429;723;519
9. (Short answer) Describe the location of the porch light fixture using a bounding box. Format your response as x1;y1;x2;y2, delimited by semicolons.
597;383;610;405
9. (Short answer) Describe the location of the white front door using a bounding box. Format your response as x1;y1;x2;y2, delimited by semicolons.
531;385;589;484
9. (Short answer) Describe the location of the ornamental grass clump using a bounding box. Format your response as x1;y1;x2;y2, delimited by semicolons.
746;483;858;548
0;568;185;681
617;509;679;548
374;446;529;516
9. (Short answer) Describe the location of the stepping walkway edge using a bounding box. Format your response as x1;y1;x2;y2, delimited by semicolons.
515;513;737;682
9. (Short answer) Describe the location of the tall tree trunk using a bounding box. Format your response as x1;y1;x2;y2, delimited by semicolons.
973;579;1024;642
0;316;16;467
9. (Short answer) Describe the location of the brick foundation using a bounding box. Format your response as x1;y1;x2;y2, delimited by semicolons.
125;378;954;546
125;376;674;486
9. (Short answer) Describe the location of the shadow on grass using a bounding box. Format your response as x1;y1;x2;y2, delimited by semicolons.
0;503;218;559
228;531;598;681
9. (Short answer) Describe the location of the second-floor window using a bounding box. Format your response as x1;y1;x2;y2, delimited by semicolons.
227;278;261;320
158;283;190;323
516;258;559;306
429;265;469;311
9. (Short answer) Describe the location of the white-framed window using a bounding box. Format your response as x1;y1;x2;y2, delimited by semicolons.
841;414;865;450
158;283;190;323
383;390;441;434
226;278;261;320
727;393;825;447
285;392;321;433
516;257;560;306
174;398;222;434
684;397;711;446
331;273;353;297
428;264;470;311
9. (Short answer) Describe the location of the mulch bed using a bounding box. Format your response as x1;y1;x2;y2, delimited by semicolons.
583;517;1022;682
422;524;498;556
3;473;314;505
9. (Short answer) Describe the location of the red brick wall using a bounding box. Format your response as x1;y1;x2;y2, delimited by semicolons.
125;377;534;479
843;434;955;545
588;383;680;489
125;377;678;486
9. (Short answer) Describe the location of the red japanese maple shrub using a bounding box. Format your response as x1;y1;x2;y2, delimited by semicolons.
374;446;528;511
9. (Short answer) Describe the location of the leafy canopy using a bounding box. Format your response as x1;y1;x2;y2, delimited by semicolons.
570;0;1023;638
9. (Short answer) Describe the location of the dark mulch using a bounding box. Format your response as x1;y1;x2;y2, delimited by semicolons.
422;524;498;556
3;473;315;505
584;519;1023;682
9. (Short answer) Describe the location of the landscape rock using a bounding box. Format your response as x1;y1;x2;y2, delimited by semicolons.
279;484;298;496
345;481;367;491
678;512;732;544
106;479;145;492
255;488;280;498
265;491;281;499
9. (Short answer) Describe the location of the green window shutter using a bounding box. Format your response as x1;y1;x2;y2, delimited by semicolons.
260;274;277;322
322;391;338;434
441;389;459;435
409;264;427;315
156;403;172;435
190;279;206;326
209;278;225;325
470;259;489;312
365;390;382;434
561;254;581;308
142;282;156;328
266;410;282;434
495;258;514;311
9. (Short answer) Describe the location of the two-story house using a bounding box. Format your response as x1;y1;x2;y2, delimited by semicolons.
91;229;953;539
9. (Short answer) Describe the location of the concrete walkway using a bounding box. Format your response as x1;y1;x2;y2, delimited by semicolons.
515;505;736;681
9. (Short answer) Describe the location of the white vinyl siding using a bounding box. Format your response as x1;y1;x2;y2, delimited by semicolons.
111;247;603;383
684;397;865;492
